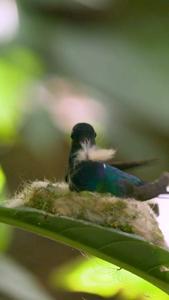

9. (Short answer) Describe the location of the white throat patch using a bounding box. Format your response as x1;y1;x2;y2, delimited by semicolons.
76;141;116;162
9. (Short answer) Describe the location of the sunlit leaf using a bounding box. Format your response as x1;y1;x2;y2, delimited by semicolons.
50;257;169;299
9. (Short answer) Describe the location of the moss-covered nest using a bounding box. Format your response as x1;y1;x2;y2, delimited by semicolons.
7;181;165;247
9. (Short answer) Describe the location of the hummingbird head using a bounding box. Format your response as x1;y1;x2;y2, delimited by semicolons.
70;122;116;164
71;123;96;145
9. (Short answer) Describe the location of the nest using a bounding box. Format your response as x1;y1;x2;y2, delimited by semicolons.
7;181;166;247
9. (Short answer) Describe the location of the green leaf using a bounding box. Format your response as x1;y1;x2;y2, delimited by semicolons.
0;206;168;295
0;223;12;252
19;0;111;9
0;167;6;194
50;257;169;299
0;167;12;252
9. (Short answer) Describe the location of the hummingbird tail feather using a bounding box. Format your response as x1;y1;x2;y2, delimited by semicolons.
123;172;169;201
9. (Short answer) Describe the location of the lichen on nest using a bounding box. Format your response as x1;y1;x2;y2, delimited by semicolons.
7;181;166;247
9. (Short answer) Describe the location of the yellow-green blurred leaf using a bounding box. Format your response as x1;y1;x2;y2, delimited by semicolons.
50;257;169;299
0;166;6;196
0;46;44;141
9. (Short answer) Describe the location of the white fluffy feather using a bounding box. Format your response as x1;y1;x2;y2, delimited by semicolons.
76;142;116;162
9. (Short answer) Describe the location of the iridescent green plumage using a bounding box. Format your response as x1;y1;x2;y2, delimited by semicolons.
70;161;143;197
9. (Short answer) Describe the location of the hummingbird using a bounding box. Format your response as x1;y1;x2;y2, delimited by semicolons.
66;123;169;201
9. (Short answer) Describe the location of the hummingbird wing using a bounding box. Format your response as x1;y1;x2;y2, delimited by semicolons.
65;158;156;183
110;158;157;171
69;161;144;196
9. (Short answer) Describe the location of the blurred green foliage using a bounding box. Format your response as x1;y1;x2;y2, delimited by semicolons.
0;46;43;141
50;257;169;299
